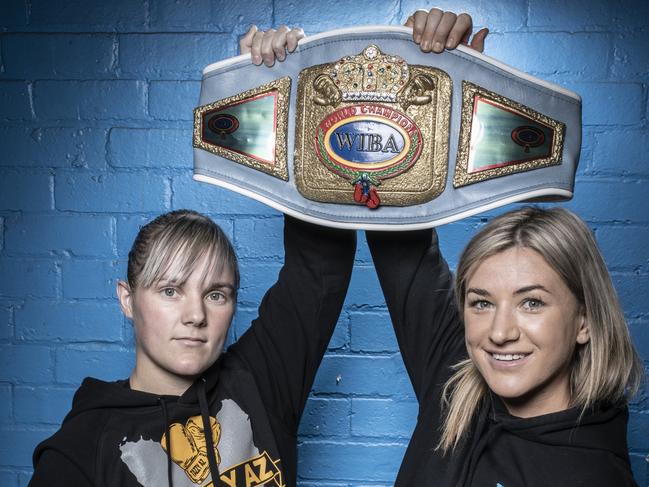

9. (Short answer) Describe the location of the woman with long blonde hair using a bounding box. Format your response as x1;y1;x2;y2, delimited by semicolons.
367;206;643;486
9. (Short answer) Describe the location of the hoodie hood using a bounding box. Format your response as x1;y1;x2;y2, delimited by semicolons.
35;371;223;487
64;360;222;421
454;395;636;487
492;397;630;460
63;378;162;421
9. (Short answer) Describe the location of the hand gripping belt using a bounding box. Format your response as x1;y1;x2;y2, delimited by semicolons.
193;26;581;230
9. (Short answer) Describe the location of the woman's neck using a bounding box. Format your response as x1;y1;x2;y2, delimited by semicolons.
129;368;194;397
501;387;571;418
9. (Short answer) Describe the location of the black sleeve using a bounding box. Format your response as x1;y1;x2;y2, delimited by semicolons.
231;215;356;431
365;228;465;404
30;449;92;487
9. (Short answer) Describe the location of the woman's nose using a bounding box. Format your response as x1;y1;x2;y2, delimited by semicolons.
182;295;206;327
488;306;520;344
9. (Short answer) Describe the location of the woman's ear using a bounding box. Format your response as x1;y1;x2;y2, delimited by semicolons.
117;280;134;320
576;314;590;345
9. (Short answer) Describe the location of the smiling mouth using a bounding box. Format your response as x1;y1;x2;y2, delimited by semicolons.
491;353;530;361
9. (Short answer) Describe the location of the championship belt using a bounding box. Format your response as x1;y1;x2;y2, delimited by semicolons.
193;26;581;230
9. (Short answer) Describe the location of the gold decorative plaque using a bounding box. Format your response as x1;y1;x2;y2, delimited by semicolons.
454;81;565;188
294;45;451;208
194;76;291;181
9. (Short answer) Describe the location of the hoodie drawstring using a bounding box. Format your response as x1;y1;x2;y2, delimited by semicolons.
159;397;174;487
199;378;220;484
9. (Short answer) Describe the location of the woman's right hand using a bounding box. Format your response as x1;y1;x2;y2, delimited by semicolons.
239;25;306;67
405;8;488;53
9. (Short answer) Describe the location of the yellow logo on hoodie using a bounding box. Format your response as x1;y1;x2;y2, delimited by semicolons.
161;415;221;484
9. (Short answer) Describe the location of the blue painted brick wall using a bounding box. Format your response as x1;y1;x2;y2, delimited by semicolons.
1;1;647;486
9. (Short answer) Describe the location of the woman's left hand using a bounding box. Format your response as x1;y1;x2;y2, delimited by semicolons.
239;25;306;67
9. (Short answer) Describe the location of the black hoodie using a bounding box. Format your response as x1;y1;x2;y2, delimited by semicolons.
366;228;638;487
30;216;356;487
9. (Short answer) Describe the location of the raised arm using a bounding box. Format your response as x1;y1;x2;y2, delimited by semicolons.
366;229;464;402
231;216;356;431
231;29;356;430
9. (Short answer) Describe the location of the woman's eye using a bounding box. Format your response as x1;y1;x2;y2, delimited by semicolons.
162;288;176;297
522;298;544;310
469;299;491;310
207;291;225;302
